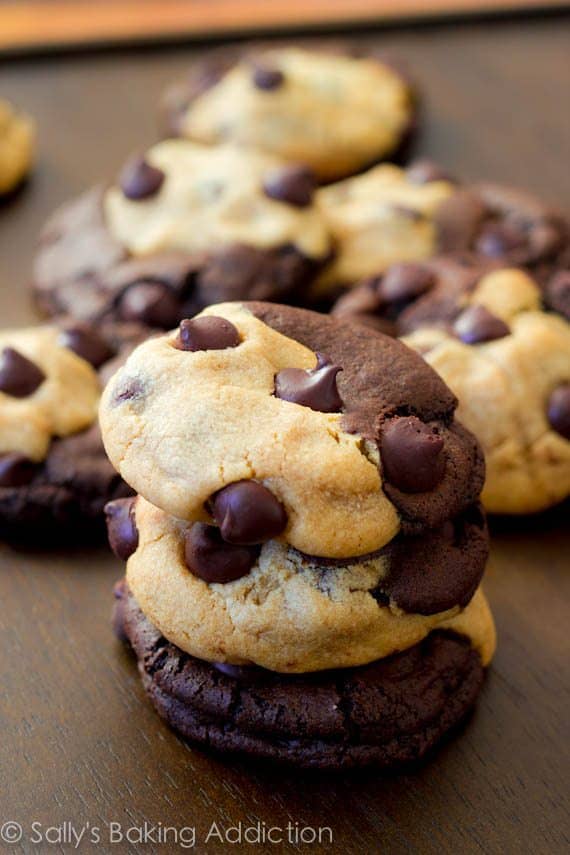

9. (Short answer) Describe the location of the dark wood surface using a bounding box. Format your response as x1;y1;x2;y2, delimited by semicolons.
1;15;569;854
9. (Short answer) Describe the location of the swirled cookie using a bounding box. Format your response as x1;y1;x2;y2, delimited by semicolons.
383;264;570;514
0;99;34;196
0;323;137;538
100;301;484;557
33;141;331;329
317;161;569;308
162;46;415;181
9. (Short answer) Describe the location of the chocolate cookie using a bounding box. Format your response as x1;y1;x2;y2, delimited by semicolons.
316;161;569;308
32;142;331;329
161;45;415;182
0;98;34;197
0;323;138;540
115;580;486;770
356;263;570;514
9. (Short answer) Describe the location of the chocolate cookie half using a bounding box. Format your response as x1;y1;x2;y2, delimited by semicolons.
115;580;485;770
32;142;331;329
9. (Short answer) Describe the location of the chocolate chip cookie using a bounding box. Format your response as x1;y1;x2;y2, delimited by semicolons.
32;141;331;329
337;260;570;514
0;99;34;197
316;160;569;308
0;323;136;539
162;46;415;182
102;302;495;767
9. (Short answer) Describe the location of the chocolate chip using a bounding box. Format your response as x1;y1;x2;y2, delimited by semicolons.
547;384;570;440
119;282;180;328
105;497;139;560
119;156;165;201
453;305;510;345
112;376;145;406
184;523;259;583
263;164;316;208
0;453;37;487
251;64;284;90
406;160;455;185
380;417;446;493
0;348;46;398
378;264;435;306
211;481;287;545
475;222;527;258
176;316;240;352
274;353;343;413
59;326;114;369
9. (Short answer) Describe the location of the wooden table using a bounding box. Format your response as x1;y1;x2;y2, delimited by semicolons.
1;14;569;854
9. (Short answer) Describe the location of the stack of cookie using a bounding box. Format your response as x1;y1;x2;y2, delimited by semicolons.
100;302;495;768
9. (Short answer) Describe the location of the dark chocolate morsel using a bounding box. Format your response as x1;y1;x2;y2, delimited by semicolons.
119;282;181;327
105;497;139;560
119;156;165;201
59;326;114;369
547;384;570;440
379;264;435;305
380;417;446;493
251;64;285;91
474;222;527;258
184;523;259;583
176;316;240;352
0;348;46;398
406;160;455;185
263;164;316;208
453;305;510;345
0;453;38;487
274;352;343;413
211;480;287;545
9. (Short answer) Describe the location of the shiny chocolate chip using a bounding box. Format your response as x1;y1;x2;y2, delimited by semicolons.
274;353;343;413
119;282;181;328
380;417;446;493
263;164;316;208
176;316;240;352
406;159;455;185
119;156;165;201
105;497;139;561
379;264;435;305
211;481;287;545
0;453;38;487
184;523;259;583
59;326;114;369
0;348;46;398
251;64;284;90
453;305;510;345
547;384;570;440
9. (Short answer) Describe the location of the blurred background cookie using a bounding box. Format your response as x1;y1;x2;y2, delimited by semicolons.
32;141;331;328
162;45;416;182
0;98;35;197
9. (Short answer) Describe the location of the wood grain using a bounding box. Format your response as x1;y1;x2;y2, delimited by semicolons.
0;14;569;854
0;0;568;53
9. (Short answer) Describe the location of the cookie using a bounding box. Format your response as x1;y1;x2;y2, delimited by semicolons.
0;99;34;197
364;263;570;514
32;141;331;328
103;301;494;766
119;496;494;673
100;302;485;558
114;580;488;770
316;160;569;306
0;323;137;539
162;46;415;182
